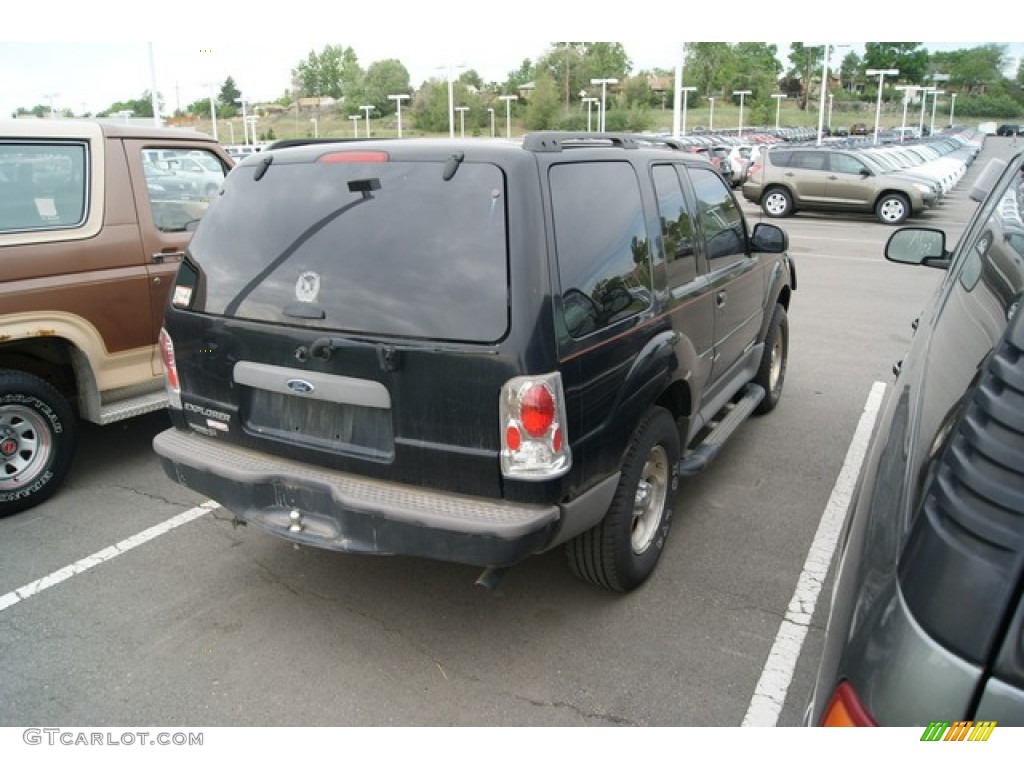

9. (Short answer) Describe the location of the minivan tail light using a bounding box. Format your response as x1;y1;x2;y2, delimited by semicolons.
159;328;182;410
819;681;877;726
500;373;570;480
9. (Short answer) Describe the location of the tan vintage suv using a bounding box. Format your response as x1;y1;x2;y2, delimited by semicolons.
0;119;233;516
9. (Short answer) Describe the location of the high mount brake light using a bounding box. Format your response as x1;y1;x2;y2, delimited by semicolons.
317;151;390;164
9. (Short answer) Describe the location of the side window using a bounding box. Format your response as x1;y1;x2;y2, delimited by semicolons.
829;153;867;175
689;166;747;263
141;148;228;233
791;151;827;171
550;161;652;339
0;141;87;232
652;164;697;288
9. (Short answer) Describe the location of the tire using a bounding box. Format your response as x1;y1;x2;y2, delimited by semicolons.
566;407;680;592
753;304;789;415
761;187;793;218
0;371;77;517
876;193;910;225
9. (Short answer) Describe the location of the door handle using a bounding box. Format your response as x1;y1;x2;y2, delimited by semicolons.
716;291;727;307
151;251;186;264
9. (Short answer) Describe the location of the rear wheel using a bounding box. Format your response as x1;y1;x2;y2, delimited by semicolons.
567;407;680;592
753;304;789;414
0;371;77;517
762;187;793;218
876;193;910;225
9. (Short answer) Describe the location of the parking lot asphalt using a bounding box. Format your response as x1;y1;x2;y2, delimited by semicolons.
1;135;1016;734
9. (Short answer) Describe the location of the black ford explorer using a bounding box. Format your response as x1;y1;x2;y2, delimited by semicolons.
153;132;796;592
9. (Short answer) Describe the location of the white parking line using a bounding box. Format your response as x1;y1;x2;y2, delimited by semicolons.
741;381;887;726
0;501;219;613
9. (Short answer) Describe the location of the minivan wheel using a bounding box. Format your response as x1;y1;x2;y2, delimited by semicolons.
0;371;77;517
566;407;680;592
876;193;910;225
762;187;793;218
753;304;789;415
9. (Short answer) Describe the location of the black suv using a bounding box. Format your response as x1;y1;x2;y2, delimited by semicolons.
809;146;1024;725
153;132;796;592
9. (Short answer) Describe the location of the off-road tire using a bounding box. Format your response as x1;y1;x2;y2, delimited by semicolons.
0;371;77;517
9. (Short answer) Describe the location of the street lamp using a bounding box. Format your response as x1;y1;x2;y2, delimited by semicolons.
204;83;218;140
360;105;375;138
224;121;234;144
811;43;849;145
388;94;410;138
438;63;466;139
310;118;318;138
919;87;936;135
772;94;786;130
348;115;360;137
679;86;696;137
455;106;469;137
707;97;714;131
733;90;752;138
582;97;598;132
827;94;834;132
499;95;518;139
234;97;248;145
590;77;619;132
866;68;899;144
895;85;919;141
929;90;945;135
488;107;495;138
949;92;957;127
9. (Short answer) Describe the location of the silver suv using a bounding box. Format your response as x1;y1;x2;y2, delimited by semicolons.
742;145;938;225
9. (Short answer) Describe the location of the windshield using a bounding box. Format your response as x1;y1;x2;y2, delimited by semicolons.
184;156;510;343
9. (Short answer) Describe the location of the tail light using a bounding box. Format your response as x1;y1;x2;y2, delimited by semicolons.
500;373;570;480
819;681;877;726
159;327;182;410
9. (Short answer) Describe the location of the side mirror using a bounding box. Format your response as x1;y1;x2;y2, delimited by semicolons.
885;227;950;269
750;222;788;253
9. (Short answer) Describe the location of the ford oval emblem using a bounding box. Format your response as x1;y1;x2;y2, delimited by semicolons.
286;378;315;394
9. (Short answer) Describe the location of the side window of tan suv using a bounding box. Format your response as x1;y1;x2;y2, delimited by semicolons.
0;141;87;232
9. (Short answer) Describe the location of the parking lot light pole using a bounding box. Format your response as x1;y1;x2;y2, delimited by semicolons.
500;95;518;138
455;106;469;137
679;87;697;136
949;92;957;127
707;97;714;131
772;94;786;130
349;114;361;137
234;97;248;145
919;87;935;136
582;97;598;131
733;90;751;138
310;118;318;138
360;105;375;138
387;94;410;138
866;68;899;145
204;83;218;140
929;90;945;135
827;94;834;130
895;85;918;141
591;77;618;132
488;107;495;137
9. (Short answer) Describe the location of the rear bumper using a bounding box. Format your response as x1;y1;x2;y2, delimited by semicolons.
153;428;560;568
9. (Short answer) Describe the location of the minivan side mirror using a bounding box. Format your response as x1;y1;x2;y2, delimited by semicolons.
750;222;788;253
885;227;950;269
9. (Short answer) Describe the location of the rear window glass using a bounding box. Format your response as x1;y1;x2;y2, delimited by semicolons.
183;157;509;343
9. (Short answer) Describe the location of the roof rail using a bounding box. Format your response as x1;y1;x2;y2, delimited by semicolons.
521;131;686;153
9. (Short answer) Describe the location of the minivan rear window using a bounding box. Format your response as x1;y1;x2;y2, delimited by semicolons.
183;158;509;343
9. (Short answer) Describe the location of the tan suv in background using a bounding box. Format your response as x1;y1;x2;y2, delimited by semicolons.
0;119;232;516
742;145;938;225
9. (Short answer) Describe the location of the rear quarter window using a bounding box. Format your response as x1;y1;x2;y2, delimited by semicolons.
0;141;87;232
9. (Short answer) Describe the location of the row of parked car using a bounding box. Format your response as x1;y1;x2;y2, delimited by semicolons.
740;128;984;224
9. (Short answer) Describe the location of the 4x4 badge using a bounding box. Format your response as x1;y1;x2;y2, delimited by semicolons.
295;271;321;303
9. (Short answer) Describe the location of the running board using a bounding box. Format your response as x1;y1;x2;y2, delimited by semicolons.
97;390;168;424
677;384;765;476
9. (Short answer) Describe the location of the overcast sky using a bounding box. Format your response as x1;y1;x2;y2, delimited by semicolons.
2;5;1019;119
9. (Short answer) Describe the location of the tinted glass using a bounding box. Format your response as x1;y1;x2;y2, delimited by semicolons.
550;161;651;338
184;158;509;343
652;163;697;287
0;141;87;231
142;148;229;233
689;166;746;262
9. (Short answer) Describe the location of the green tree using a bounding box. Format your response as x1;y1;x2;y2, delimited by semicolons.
524;70;560;130
863;43;928;85
685;43;733;100
218;76;242;114
293;44;361;100
359;59;413;115
786;43;824;109
100;91;160;118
